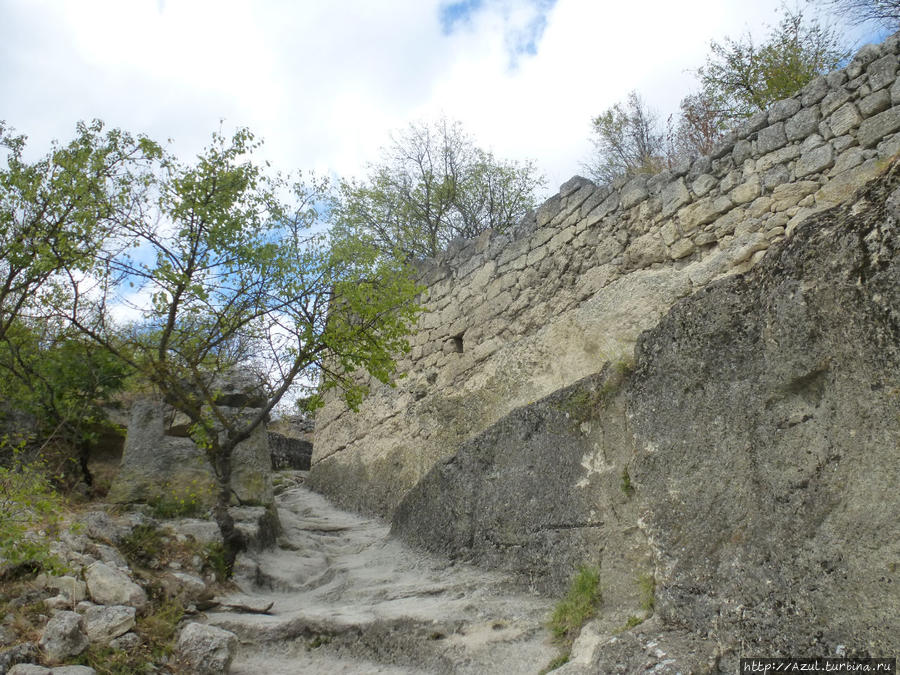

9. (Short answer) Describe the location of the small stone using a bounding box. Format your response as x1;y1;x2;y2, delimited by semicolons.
175;623;238;675
50;667;97;675
84;562;147;610
39;611;88;661
8;666;51;675
83;605;136;643
109;632;141;651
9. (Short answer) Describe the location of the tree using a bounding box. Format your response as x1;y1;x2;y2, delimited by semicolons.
330;118;545;260
667;92;730;160
697;7;849;122
587;91;666;185
0;120;159;343
813;0;900;30
0;317;131;486
64;128;421;568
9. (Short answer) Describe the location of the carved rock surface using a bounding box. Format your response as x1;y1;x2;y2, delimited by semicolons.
622;165;900;663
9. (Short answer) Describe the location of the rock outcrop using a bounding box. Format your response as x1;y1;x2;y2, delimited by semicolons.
108;370;274;508
392;160;900;667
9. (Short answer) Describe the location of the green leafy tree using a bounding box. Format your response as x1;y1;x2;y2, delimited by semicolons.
331;117;545;260
0;120;160;342
697;7;849;121
0;318;131;486
64;127;422;567
587;91;666;185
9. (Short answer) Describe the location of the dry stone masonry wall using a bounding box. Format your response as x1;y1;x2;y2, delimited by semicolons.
310;34;900;517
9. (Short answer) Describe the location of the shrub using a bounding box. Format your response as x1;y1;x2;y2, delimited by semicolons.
0;444;67;574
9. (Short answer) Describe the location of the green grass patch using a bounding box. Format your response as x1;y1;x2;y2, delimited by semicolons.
549;565;602;644
638;572;655;613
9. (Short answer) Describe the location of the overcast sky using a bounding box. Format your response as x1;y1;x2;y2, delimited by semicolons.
1;0;887;195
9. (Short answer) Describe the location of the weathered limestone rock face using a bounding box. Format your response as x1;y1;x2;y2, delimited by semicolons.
391;163;900;667
392;367;650;599
108;371;273;508
622;166;900;662
311;34;900;518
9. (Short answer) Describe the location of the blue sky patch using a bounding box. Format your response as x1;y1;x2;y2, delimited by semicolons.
440;0;485;35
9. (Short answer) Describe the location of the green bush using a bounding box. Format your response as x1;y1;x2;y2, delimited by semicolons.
0;445;67;574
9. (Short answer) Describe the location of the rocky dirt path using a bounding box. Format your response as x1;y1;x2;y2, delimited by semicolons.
205;475;557;674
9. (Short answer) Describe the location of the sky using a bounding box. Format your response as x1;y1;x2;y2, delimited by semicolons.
0;0;888;197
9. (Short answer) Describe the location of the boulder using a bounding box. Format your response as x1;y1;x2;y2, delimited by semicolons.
175;623;237;675
83;562;147;610
109;395;274;509
107;398;217;508
38;612;88;661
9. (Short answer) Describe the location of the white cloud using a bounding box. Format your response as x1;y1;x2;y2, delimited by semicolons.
0;0;876;196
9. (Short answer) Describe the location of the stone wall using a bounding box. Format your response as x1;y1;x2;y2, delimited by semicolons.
310;34;900;517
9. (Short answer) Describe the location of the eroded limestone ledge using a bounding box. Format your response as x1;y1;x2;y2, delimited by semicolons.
311;34;900;518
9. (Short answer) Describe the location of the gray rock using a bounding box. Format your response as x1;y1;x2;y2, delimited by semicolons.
175;623;237;675
267;430;312;470
660;178;690;217
82;605;135;642
768;96;801;123
757;122;787;154
628;167;900;658
829;102;862;136
619;176;648;209
690;173;717;197
83;562;147;610
107;398;217;507
0;644;38;675
7;666;50;675
860;89;892;119
162;518;222;545
210;368;268;408
858;105;900;147
393;366;649;597
785;105;820;141
868;53;898;91
108;632;141;651
800;75;828;106
50;668;96;675
38;612;88;661
795;142;834;177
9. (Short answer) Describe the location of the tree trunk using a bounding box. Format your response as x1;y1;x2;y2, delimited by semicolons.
211;443;246;574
